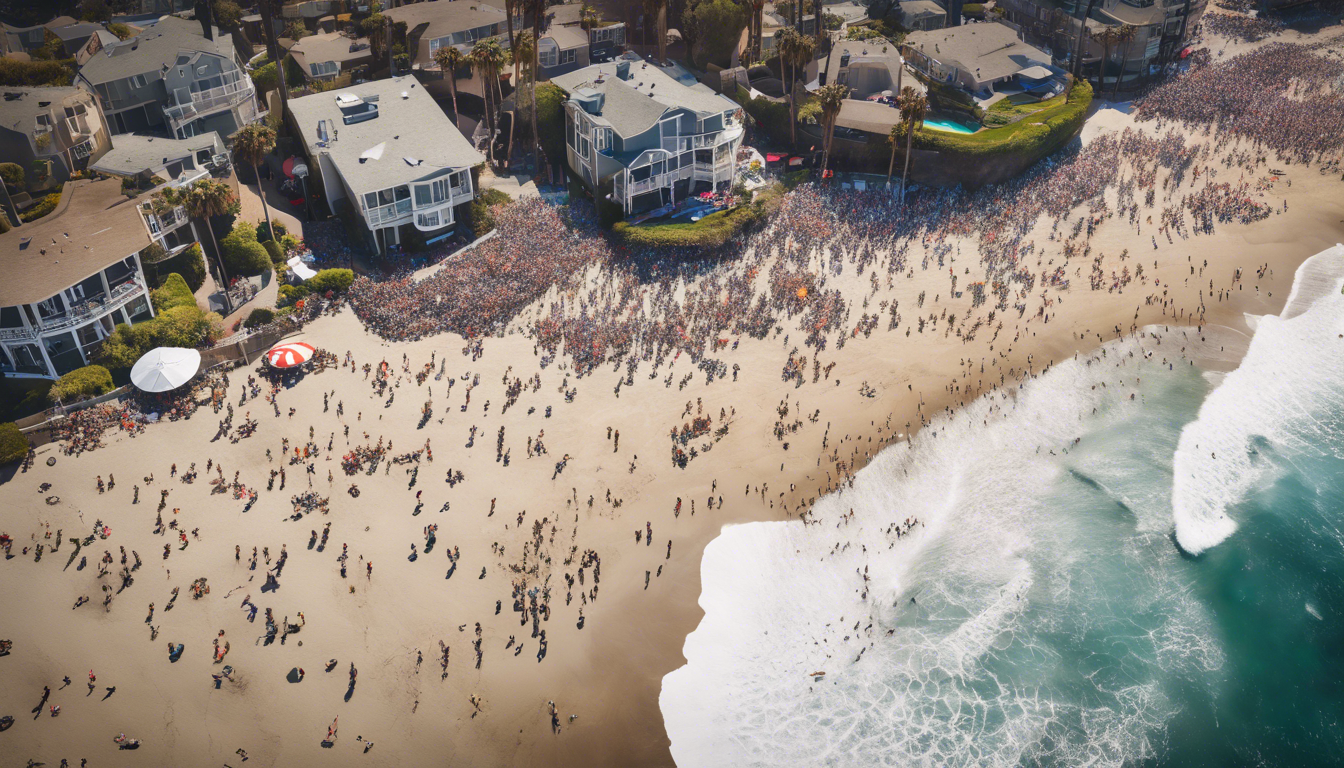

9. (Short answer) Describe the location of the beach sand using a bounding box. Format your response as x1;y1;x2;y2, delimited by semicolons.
3;46;1344;768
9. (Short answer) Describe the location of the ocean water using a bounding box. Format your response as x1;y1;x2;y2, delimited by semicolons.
661;253;1344;767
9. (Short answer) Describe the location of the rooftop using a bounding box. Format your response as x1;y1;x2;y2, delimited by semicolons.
0;87;91;135
552;62;736;137
382;1;508;41
0;178;152;307
903;21;1052;85
288;31;373;72
900;0;949;20
287;77;484;194
823;38;905;89
544;23;589;50
89;131;222;177
79;15;236;86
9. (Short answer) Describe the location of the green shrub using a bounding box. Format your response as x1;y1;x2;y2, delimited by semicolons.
150;273;197;312
0;422;27;464
20;191;60;222
782;169;809;190
280;233;302;254
244;307;275;328
533;83;566;163
96;305;222;370
278;283;311;306
49;365;114;403
263;238;285;266
912;79;1092;159
144;244;206;292
219;222;272;276
307;268;354;294
107;22;133;40
251;60;278;94
961;3;985;14
256;219;288;241
736;86;793;145
612;184;784;248
468;188;512;237
0;162;24;188
0;58;75;87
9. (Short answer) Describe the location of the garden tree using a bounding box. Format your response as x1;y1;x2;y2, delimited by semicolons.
679;0;702;66
284;19;308;40
361;13;389;62
231;123;277;235
258;0;291;112
885;120;900;186
1070;0;1102;78
150;273;196;311
580;2;599;28
219;222;272;276
49;365;114;403
432;45;467;123
470;39;507;168
79;0;112;22
691;0;747;68
1092;24;1119;90
153;179;239;313
815;82;847;178
33;30;65;61
107;23;133;40
1113;23;1136;99
0;163;24;188
896;84;926;202
511;29;538;161
214;1;244;30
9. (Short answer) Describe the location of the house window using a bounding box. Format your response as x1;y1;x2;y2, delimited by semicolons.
560;48;576;65
131;74;148;88
310;61;339;77
72;140;94;159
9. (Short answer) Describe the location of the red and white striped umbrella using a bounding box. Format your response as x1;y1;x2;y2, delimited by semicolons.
266;341;315;368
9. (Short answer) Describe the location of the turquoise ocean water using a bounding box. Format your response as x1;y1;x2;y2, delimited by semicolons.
661;258;1344;767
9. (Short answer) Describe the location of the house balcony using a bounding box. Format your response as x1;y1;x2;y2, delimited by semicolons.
164;77;256;132
0;278;146;342
145;205;189;235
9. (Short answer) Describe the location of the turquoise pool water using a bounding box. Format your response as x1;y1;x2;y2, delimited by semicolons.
924;116;979;134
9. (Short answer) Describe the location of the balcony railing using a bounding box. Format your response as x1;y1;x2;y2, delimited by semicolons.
2;278;147;341
365;198;412;228
164;77;255;126
145;205;189;234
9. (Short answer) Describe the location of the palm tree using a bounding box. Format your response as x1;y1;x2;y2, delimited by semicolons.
813;0;825;64
784;30;815;147
748;0;765;62
471;39;507;168
815;82;847;178
896;85;926;203
530;0;544;166
504;0;519;82
231;123;276;236
434;45;467;128
1094;25;1119;94
1070;0;1102;78
885;121;900;187
155;179;239;313
258;0;290;114
1112;24;1136;99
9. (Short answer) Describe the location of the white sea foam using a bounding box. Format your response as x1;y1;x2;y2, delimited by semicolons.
1171;245;1344;554
662;331;1223;767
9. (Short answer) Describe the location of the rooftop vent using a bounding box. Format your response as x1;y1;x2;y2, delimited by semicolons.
616;60;630;80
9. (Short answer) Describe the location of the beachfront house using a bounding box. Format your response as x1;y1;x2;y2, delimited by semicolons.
383;1;517;105
76;15;260;139
538;3;628;76
899;0;948;31
288;31;375;84
0;178;157;379
286;77;485;255
552;59;744;215
901;21;1056;98
0;87;113;186
1;16;106;59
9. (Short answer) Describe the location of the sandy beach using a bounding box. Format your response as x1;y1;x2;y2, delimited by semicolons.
3;21;1344;768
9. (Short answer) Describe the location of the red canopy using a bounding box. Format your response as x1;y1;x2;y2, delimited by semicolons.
282;157;297;178
1179;47;1192;59
766;153;784;162
267;342;315;368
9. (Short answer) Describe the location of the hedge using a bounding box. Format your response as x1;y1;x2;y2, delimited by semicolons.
737;86;793;146
0;422;27;465
468;188;512;237
21;191;60;222
145;244;206;292
278;283;310;306
913;79;1092;158
49;365;114;403
256;219;288;242
533;83;567;163
307;268;354;294
263;238;285;266
244;307;275;328
0;58;75;87
96;304;223;370
220;221;272;276
150;273;197;312
611;184;785;249
0;162;24;188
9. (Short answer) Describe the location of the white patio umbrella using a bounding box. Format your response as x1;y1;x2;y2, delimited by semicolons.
130;347;202;392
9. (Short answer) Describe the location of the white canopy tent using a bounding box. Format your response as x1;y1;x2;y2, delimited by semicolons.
130;347;202;392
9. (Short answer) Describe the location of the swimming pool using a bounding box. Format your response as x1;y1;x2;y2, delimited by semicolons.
923;116;979;134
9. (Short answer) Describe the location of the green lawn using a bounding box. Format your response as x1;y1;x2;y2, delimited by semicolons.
988;90;1068;117
913;80;1092;156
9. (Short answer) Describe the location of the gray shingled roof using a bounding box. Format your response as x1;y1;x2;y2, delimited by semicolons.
903;22;1051;85
544;24;588;50
288;32;373;74
552;62;736;138
287;76;483;196
0;87;89;135
382;1;507;39
89;131;221;176
0;177;152;307
79;15;235;85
